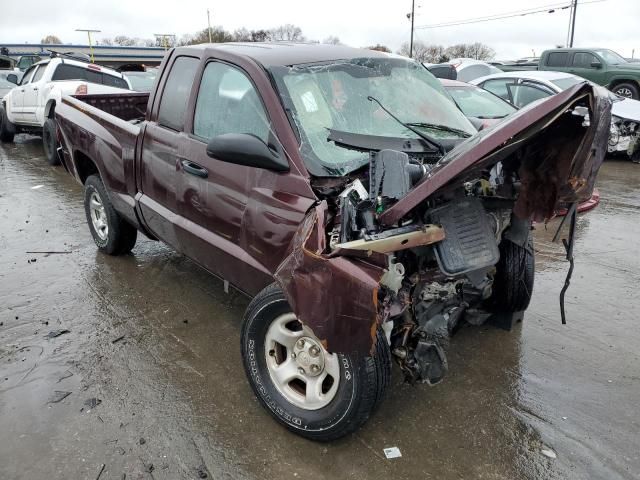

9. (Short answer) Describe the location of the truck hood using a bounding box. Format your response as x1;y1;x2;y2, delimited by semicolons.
379;82;612;225
612;97;640;122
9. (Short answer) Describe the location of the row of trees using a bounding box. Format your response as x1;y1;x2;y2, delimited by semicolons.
41;30;495;65
398;41;495;63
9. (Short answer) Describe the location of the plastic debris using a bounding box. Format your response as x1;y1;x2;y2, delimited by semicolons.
48;390;72;403
45;329;70;339
383;447;402;459
541;448;557;459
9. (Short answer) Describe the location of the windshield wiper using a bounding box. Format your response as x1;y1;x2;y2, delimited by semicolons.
406;122;473;138
367;96;446;155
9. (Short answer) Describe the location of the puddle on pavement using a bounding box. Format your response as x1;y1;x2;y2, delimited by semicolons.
1;137;639;479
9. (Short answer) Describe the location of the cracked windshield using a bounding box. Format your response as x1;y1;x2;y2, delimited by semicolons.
271;58;476;175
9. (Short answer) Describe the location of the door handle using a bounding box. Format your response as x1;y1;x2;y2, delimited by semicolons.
181;159;208;178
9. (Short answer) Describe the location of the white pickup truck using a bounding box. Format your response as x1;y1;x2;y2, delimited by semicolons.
0;56;131;164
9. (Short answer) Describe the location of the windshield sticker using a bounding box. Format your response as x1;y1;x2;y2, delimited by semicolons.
301;91;319;112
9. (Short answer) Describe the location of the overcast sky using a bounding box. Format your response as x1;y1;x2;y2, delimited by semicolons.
1;0;639;60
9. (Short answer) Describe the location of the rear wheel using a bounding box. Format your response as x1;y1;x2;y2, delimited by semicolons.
489;238;535;312
84;175;137;255
43;117;59;165
0;105;16;143
241;283;391;441
612;82;639;100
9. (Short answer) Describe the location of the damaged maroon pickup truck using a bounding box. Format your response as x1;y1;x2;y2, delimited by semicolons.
55;43;611;441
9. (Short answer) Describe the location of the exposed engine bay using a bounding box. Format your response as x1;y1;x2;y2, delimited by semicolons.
314;146;527;385
609;115;640;161
274;81;612;388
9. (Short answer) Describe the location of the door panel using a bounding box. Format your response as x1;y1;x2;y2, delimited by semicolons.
22;66;44;124
137;55;200;250
569;52;605;84
176;61;314;294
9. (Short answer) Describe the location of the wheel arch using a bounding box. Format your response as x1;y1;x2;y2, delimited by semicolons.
44;99;56;119
73;150;101;184
608;77;640;90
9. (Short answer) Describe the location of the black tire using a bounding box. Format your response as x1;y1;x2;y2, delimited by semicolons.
489;238;535;312
612;82;639;100
84;175;137;255
43;117;60;165
0;105;16;143
241;283;391;441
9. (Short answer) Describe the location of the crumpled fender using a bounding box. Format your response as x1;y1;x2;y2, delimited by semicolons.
274;83;612;357
274;201;386;356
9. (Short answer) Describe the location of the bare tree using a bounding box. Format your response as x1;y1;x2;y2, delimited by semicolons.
232;28;252;42
269;24;305;42
366;44;391;53
398;41;440;63
445;42;495;61
322;36;341;45
100;38;113;46
178;27;233;46
114;35;136;46
41;35;62;44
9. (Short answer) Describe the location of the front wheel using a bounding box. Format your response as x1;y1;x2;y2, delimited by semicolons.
0;105;16;143
241;284;391;441
84;175;138;255
612;82;639;100
43;117;60;165
489;238;535;312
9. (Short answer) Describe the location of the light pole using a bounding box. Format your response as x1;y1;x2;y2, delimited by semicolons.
207;9;213;43
568;0;578;47
407;0;415;58
75;29;101;63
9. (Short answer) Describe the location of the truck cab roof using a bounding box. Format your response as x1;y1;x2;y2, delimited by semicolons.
182;42;391;67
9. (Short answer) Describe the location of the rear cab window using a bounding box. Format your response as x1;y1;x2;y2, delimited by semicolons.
157;56;199;131
52;64;128;89
546;52;569;67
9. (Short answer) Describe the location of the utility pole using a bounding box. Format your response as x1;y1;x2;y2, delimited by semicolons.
409;0;415;58
569;0;578;47
75;29;101;63
207;9;213;43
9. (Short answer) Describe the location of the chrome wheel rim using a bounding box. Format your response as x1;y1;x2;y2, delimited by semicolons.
264;313;340;410
616;87;633;98
89;191;108;241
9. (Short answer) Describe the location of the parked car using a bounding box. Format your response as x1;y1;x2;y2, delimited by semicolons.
498;48;640;99
0;55;131;164
55;43;609;441
472;71;640;161
0;71;23;98
124;70;157;92
427;58;503;82
439;78;517;128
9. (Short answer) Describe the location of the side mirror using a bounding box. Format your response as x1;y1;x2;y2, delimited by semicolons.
590;61;602;69
7;74;18;85
206;133;289;172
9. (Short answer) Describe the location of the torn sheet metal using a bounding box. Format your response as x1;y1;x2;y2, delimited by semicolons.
274;201;387;356
379;82;612;225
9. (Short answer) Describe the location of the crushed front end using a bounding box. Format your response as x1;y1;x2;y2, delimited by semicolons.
275;82;611;386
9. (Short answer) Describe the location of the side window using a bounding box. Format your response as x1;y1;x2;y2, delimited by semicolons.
104;74;129;89
52;65;88;81
157;56;199;131
31;66;45;83
572;52;597;68
20;66;37;85
482;80;510;101
509;83;552;108
193;62;270;143
546;52;569;67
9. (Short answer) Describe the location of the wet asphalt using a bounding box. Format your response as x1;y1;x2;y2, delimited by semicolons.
0;135;639;480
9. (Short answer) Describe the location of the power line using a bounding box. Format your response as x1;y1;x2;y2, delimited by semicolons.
415;0;606;29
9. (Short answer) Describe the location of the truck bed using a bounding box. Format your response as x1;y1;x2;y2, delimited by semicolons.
73;92;150;122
